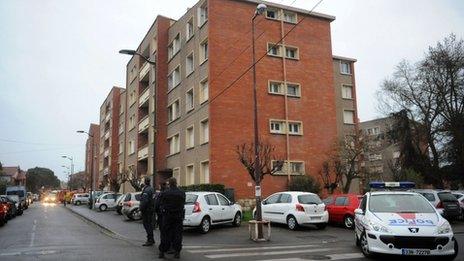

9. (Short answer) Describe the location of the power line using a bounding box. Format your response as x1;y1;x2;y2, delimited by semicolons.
0;145;83;155
0;138;80;146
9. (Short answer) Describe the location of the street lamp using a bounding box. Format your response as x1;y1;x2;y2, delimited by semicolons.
77;130;96;209
62;155;74;190
119;49;157;189
252;3;266;239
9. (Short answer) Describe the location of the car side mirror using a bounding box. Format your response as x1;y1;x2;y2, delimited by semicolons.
354;208;364;215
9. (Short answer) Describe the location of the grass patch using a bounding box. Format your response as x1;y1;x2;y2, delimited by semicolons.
242;210;253;222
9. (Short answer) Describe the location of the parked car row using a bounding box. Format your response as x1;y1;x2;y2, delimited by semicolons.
0;194;25;227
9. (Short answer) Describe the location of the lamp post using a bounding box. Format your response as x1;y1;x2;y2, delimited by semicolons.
252;3;267;239
119;49;157;188
62;155;74;191
62;165;71;190
77;130;95;209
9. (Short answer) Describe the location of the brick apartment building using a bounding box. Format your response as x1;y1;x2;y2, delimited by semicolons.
84;123;100;190
111;0;359;199
98;87;124;190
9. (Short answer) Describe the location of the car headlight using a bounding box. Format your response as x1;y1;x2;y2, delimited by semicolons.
437;222;452;234
367;220;391;233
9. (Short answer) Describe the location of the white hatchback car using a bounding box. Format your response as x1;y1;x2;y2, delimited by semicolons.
183;192;242;234
121;192;142;221
355;183;458;259
71;193;89;205
253;191;328;230
95;193;122;211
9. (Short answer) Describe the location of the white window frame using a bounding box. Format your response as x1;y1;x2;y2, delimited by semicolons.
186;164;195;185
265;8;279;20
284;46;299;60
186;52;194;76
343;110;355;125
173;167;181;185
185;125;195;150
270;120;285;134
185;87;194;112
128;140;135;155
186;17;194;41
268;81;284;95
198;1;208;27
200;118;209;144
267;43;282;57
286;83;301;97
200;160;210;184
272;160;305;175
269;119;303;135
341;84;353;99
199;78;209;104
167;99;180;123
167;133;180;156
168;65;181;91
199;39;208;64
287;121;303;135
283;11;298;24
340;61;351;75
168;33;181;60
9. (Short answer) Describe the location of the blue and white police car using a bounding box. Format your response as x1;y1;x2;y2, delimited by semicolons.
354;182;458;259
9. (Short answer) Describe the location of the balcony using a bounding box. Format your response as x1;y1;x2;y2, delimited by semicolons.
139;62;150;81
103;148;110;158
138;116;149;133
103;167;109;176
139;88;150;107
104;112;111;123
104;130;110;140
138;146;149;160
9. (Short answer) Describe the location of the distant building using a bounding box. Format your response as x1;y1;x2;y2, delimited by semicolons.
84;123;100;191
1;166;26;186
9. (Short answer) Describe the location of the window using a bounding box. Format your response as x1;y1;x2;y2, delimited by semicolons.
200;78;209;103
168;34;180;60
168;134;180;155
186;88;194;112
368;153;383;161
342;85;353;99
167;100;180;122
290;162;304;174
205;194;218;205
186;53;194;75
186;165;194;185
265;194;281;204
366;127;380;135
186;126;194;149
200;39;208;63
283;11;297;23
340;61;351;74
128;140;135;155
200;161;209;183
128;115;136;130
119;142;123;155
343;110;355;124
266;9;278;19
129;90;136;106
168;66;181;91
286;83;300;97
288;122;302;135
186;18;194;40
267;43;282;56
268;81;284;94
200;119;209;144
393;151;400;159
198;2;208;26
270;120;285;134
278;193;292;203
285;46;299;59
217;194;230;205
173;168;180;185
335;197;348;206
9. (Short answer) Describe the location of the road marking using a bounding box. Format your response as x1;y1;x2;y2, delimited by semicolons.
189;245;316;253
0;252;22;256
258;253;364;261
30;219;37;247
205;248;332;259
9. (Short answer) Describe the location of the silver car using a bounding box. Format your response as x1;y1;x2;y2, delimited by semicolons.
121;192;142;220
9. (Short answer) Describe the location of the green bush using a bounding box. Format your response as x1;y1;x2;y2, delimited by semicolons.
288;175;321;194
180;184;225;194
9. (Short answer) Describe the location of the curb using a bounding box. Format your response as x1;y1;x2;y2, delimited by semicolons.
65;205;140;244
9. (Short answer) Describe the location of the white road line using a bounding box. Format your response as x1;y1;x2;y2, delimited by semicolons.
30;219;37;247
205;248;332;259
189;245;316;253
0;252;22;256
258;253;364;261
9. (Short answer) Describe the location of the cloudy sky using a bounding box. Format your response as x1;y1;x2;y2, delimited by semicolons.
0;0;463;181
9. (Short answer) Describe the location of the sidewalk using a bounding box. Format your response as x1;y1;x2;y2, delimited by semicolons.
66;204;147;242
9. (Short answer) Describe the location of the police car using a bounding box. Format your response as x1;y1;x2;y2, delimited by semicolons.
354;182;458;259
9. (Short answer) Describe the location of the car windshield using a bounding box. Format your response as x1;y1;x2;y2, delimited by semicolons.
7;195;19;202
438;192;458;202
298;194;322;204
369;194;436;213
7;190;25;197
185;194;198;205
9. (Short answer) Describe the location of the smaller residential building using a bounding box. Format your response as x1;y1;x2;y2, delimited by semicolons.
1;166;26;186
84;123;100;190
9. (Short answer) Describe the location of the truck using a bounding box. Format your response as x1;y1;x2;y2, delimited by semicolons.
6;186;28;210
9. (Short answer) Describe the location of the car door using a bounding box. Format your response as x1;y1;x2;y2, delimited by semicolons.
274;193;292;223
204;194;222;224
217;193;235;222
354;195;367;237
333;196;348;223
261;193;281;222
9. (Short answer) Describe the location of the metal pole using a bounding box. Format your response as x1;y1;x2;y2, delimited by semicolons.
89;135;95;209
152;61;157;189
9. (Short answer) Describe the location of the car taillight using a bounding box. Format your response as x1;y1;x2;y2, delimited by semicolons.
324;204;327;211
124;202;132;207
193;202;201;213
296;204;305;212
437;201;444;208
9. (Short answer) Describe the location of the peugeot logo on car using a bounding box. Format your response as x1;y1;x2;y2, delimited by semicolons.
408;227;419;233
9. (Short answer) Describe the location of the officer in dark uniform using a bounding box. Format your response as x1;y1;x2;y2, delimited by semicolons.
154;182;167;230
140;177;155;246
158;177;185;259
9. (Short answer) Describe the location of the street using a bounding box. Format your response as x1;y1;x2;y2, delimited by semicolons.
2;203;464;260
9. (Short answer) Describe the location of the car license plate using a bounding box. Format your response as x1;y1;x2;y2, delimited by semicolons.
310;217;321;220
401;249;430;255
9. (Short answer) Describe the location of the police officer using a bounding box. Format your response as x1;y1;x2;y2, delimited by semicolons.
154;182;167;230
158;177;185;259
140;177;155;246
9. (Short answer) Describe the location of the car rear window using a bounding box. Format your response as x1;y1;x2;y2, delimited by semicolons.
6;190;25;197
124;194;131;202
298;194;322;204
438;192;458;202
419;192;436;201
453;194;463;200
185;194;198;205
134;193;141;201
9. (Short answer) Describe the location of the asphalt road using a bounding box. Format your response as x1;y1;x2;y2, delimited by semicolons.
1;203;464;261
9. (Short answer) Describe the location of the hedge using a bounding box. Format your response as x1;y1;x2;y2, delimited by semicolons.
179;184;225;194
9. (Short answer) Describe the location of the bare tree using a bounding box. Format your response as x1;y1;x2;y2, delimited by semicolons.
236;141;283;183
319;161;341;194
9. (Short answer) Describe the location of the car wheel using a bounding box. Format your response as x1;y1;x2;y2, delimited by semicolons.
232;212;241;227
287;215;299;230
344;215;354;229
199;216;211;234
130;208;141;220
360;232;374;258
116;208;122;215
316;223;327;230
76;201;81;206
99;204;107;211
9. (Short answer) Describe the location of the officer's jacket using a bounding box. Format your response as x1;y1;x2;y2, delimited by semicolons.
140;185;154;212
159;187;186;215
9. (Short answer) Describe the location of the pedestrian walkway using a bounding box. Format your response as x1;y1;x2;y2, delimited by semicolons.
183;243;364;261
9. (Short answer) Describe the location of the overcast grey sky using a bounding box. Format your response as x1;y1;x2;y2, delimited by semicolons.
0;0;463;181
